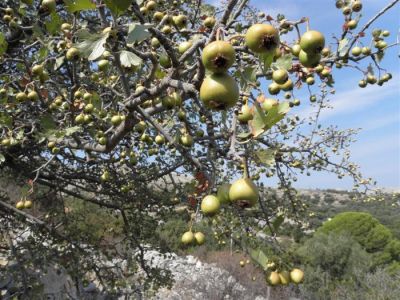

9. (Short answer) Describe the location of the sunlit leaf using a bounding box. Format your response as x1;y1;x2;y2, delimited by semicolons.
64;0;96;12
120;50;142;67
127;23;152;43
0;32;8;56
272;53;294;70
338;38;350;56
255;149;276;167
105;0;132;15
75;29;109;61
249;248;269;270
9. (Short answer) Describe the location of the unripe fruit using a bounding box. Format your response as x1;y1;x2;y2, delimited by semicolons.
98;59;109;71
237;104;253;123
47;141;56;149
140;6;148;15
321;47;330;57
342;6;351;15
202;41;235;74
279;79;294;91
268;272;281;285
101;170;110;182
279;271;290;285
358;80;367;88
262;98;278;111
366;74;377;84
229;178;259;207
153;11;164;22
310;95;317;102
351;46;362;56
16;92;27;102
16;201;25;210
204;16;216;28
290;268;304;283
352;0;362;12
375;40;387;50
382;30;390;37
75;114;85;124
151;37;160;48
32;64;44;76
41;0;56;11
178;41;193;54
268;82;280;95
1;139;11;146
135;121;147;133
66;47;79;61
61;23;71;31
245;24;280;54
155;135;165;145
291;44;301;56
3;15;12;23
146;0;156;10
84;103;94;113
272;69;288;84
217;183;231;204
200;73;239;110
300;30;325;54
27;91;39;101
299;50;321;68
201;195;220;215
361;47;371;56
194;232;205;245
180;134;193;147
181;231;194;245
159;53;172;68
22;200;32;209
83;92;92;101
306;76;315;85
173;15;188;28
111;115;122;126
347;20;358;30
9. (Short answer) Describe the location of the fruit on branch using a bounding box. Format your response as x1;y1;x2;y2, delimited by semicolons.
240;260;245;267
272;69;289;85
200;73;239;110
159;53;172;68
178;41;193;54
352;0;362;12
180;134;193;147
135;121;147;133
342;6;351;15
111;115;123;126
217;183;231;204
268;82;280;95
290;268;304;283
262;98;278;111
181;231;194;245
300;30;325;54
306;76;315;85
32;64;44;76
291;44;301;57
101;171;110;182
204;16;216;28
41;0;56;11
16;92;27;102
351;46;362;56
267;271;281;285
173;15;187;29
153;11;164;22
245;24;280;54
347;20;358;30
278;271;290;285
321;47;330;57
162;92;182;109
237;104;253;123
24;200;33;209
229;178;259;207
366;74;377;84
16;201;25;210
201;41;236;73
146;0;157;10
194;232;205;245
66;47;79;61
155;135;165;145
98;59;110;71
279;79;294;91
382;30;390;37
27;90;39;101
299;50;321;68
161;25;172;34
201;195;220;215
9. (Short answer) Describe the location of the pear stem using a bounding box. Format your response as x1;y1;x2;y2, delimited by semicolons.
306;17;310;31
242;157;249;178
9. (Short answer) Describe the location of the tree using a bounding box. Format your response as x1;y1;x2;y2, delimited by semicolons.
0;0;398;296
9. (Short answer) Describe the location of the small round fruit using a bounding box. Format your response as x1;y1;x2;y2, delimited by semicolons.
161;25;172;34
16;92;27;102
173;15;188;28
181;231;194;245
366;74;377;84
291;44;301;56
66;47;79;61
41;0;56;11
32;64;44;76
155;135;165;145
361;47;371;55
352;0;362;12
375;40;387;50
111;115;122;126
240;260;245;267
200;73;239;110
299;50;321;68
278;271;290;285
204;16;216;28
382;30;390;37
358;80;367;88
293;98;301;106
27;91;39;101
300;30;325;54
310;95;317;102
24;200;33;209
272;69;288;84
268;272;281;286
98;59;109;71
351;46;362;56
153;11;164;22
101;171;110;182
201;195;220;215
202;41;235;73
178;41;193;54
262;98;278;111
237;104;253;123
306;76;315;85
217;183;231;204
347;20;358;30
290;268;304;284
280;79;294;91
47;141;56;149
16;201;25;210
382;73;392;81
75;114;85;124
180;134;193;147
245;24;280;54
229;178;259;207
321;47;330;57
194;232;205;245
159;53;172;68
146;0;156;10
268;82;280;95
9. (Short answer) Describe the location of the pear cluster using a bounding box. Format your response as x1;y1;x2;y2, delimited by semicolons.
267;268;304;286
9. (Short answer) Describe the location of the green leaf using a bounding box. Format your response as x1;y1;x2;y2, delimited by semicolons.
37;47;49;61
39;114;57;131
272;54;294;70
249;248;269;270
45;12;62;35
243;66;257;83
338;38;350;56
264;101;290;130
255;149;276;167
127;23;151;43
75;29;109;61
105;0;132;15
259;51;274;70
0;113;12;127
249;105;268;137
119;50;142;67
237;132;252;139
272;215;285;231
0;32;8;56
64;0;96;12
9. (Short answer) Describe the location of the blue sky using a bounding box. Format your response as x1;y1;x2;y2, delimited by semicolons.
207;0;400;190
